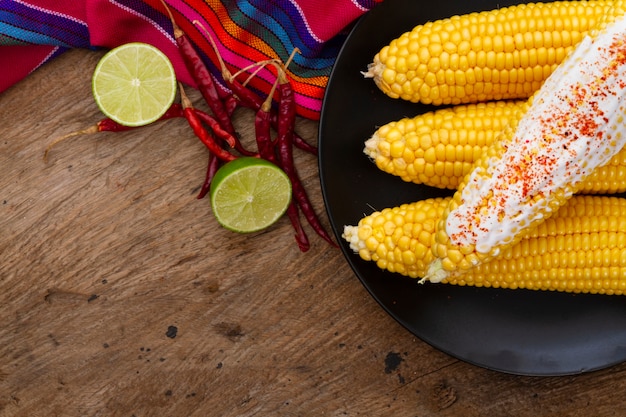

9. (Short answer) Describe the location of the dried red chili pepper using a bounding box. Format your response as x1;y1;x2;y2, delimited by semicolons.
222;94;239;117
275;71;336;247
196;153;221;200
192;109;236;148
254;103;277;163
194;109;257;156
194;20;316;155
284;203;310;252
160;0;236;136
44;103;184;161
221;76;317;155
254;76;310;251
180;84;236;162
272;112;318;155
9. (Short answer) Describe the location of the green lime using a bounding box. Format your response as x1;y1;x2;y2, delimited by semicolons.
92;42;177;127
210;157;292;233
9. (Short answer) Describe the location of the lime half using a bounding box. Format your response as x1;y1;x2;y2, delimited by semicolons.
92;42;177;127
210;157;292;233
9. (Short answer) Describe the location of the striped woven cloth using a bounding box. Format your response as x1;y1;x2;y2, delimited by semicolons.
0;0;383;120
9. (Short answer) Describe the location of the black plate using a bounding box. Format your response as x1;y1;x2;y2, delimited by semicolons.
318;0;626;376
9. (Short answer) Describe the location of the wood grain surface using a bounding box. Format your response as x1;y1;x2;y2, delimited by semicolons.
2;48;626;417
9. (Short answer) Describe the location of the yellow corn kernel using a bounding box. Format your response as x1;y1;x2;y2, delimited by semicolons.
342;196;626;295
343;198;447;279
364;101;522;188
363;1;617;105
425;5;626;282
364;100;626;193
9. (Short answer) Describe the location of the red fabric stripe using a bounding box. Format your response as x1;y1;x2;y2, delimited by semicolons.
0;45;57;93
296;0;371;40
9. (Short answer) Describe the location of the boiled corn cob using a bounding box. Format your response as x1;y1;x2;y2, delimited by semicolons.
342;195;626;295
425;5;626;283
363;0;615;105
365;100;626;194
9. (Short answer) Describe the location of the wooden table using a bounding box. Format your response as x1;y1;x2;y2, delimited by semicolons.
1;48;625;417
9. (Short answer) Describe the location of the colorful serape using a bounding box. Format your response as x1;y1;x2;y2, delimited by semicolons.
0;0;383;120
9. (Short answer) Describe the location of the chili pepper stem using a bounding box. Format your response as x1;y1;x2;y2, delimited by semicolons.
234;59;280;87
43;125;99;162
159;0;184;38
262;71;280;113
44;103;184;162
193;20;231;81
281;48;300;80
179;82;193;109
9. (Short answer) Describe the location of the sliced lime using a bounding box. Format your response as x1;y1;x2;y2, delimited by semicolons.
92;42;177;127
210;157;292;233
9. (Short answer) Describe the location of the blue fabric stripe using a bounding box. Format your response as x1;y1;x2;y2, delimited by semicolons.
0;31;27;45
0;21;75;47
265;0;344;59
244;0;318;52
0;2;88;47
235;0;336;71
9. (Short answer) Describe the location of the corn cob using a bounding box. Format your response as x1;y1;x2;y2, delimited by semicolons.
363;1;616;105
425;5;626;283
342;195;626;295
364;100;626;194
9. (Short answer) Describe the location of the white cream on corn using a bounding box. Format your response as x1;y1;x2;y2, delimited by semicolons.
445;12;626;256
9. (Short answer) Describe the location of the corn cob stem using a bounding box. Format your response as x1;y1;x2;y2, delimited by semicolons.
425;6;626;283
364;0;617;105
343;196;626;295
364;100;626;194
